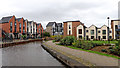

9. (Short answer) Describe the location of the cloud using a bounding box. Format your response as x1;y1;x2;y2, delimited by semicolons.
0;0;119;28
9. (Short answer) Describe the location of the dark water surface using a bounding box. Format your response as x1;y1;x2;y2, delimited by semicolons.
2;41;64;67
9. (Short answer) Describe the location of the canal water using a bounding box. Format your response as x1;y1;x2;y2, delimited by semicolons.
2;41;65;67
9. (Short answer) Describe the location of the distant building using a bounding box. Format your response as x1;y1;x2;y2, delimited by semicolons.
0;15;44;39
57;23;63;35
63;20;113;40
111;19;120;39
37;23;43;38
46;22;58;35
63;20;82;38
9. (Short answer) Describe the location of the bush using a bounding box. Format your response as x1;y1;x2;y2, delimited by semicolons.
109;49;115;54
54;35;63;42
101;49;107;52
72;40;81;47
21;35;27;39
60;36;76;45
109;46;113;49
43;32;50;37
72;40;94;50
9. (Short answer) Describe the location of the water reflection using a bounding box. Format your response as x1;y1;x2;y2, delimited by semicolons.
2;41;64;66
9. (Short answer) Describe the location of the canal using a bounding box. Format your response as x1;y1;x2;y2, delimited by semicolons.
2;41;65;67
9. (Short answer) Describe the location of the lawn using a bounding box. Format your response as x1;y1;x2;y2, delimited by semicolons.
57;44;120;59
84;40;118;44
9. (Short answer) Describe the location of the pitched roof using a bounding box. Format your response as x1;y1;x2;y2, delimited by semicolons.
63;20;80;23
57;23;62;27
0;16;13;23
46;22;56;27
16;18;22;22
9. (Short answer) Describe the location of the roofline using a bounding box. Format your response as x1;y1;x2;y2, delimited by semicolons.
63;20;80;23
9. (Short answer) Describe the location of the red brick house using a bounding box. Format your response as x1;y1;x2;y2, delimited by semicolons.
63;20;84;38
16;18;27;39
37;23;43;38
0;15;16;38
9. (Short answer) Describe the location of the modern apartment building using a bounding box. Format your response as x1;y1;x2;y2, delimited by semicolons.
0;15;16;38
57;23;63;35
46;22;58;35
111;19;120;39
63;20;83;37
16;17;27;39
37;23;43;37
63;20;113;40
46;22;63;36
0;15;44;39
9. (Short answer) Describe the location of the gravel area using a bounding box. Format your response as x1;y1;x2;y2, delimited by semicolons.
43;40;119;67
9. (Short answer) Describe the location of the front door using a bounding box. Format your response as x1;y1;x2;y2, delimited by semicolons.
98;36;101;40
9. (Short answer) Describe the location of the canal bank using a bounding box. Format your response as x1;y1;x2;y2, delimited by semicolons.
41;43;86;68
42;41;119;68
1;39;42;48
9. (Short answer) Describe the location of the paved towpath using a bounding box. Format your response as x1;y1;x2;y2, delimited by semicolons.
43;40;119;67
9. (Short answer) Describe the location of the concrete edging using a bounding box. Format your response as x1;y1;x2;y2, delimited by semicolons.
41;44;87;68
1;39;42;48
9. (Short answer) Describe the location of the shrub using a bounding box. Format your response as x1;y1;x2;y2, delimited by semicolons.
54;35;63;42
21;35;27;39
72;40;94;50
109;46;113;49
101;49;107;52
109;49;115;54
60;36;76;45
72;40;81;47
43;32;50;37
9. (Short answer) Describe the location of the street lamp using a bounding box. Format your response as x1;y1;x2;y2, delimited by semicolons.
107;17;110;43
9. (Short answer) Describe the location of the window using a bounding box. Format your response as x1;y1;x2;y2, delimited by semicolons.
15;22;16;32
109;36;112;39
91;30;94;35
103;36;106;39
78;29;82;34
10;22;12;26
69;30;71;35
39;28;40;33
91;36;94;39
79;36;82;39
19;23;21;32
98;36;101;40
69;25;71;29
115;25;118;29
98;31;100;33
10;22;12;32
109;31;112;33
86;30;88;32
102;30;106;34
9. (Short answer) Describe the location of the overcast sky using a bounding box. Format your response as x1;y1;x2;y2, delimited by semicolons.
0;0;119;29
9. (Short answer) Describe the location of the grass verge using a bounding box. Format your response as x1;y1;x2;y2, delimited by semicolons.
56;43;120;59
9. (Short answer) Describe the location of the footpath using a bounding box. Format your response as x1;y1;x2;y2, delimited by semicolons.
43;40;119;67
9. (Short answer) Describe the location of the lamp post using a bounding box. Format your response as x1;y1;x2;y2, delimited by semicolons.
107;17;110;43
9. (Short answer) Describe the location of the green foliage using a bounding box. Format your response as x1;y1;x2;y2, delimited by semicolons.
52;40;55;43
54;35;63;42
72;40;94;50
109;46;113;49
60;36;76;45
109;49;115;54
101;49;107;52
21;35;27;39
43;32;50;37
